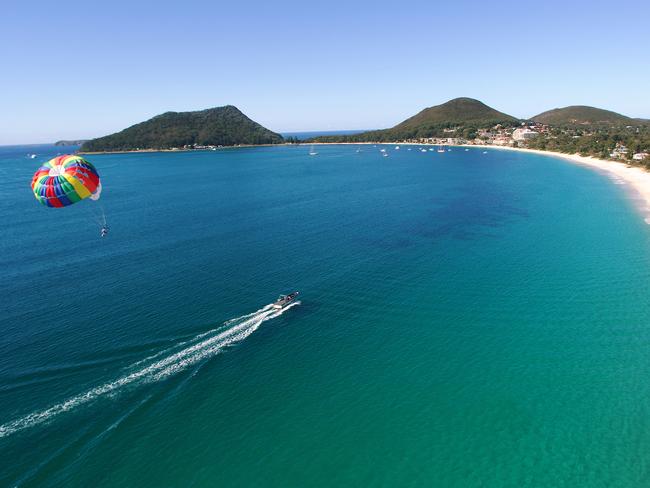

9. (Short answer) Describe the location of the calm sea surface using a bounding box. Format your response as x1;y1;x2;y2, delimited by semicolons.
2;144;650;487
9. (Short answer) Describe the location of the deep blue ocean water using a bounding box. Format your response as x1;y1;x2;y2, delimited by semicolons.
2;143;650;487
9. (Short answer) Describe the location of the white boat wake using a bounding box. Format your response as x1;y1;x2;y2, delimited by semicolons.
0;301;299;439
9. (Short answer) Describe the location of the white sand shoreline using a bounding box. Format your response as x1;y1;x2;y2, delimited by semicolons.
467;145;650;224
86;140;650;224
311;141;650;223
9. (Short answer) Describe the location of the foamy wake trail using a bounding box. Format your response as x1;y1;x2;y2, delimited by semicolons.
0;302;298;439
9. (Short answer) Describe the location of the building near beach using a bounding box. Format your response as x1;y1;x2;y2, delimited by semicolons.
492;135;512;146
611;145;629;159
512;128;539;141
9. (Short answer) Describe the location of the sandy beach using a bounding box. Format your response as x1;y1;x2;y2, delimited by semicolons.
318;141;650;223
313;142;650;219
81;140;650;223
468;145;650;223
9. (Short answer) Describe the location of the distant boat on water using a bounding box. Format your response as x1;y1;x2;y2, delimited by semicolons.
465;148;469;151
437;146;446;153
309;145;318;156
395;146;400;150
28;154;36;159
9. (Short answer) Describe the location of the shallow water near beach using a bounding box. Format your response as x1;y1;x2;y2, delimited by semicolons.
2;144;650;487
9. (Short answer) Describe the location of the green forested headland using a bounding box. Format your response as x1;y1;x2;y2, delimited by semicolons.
81;106;283;152
311;98;519;142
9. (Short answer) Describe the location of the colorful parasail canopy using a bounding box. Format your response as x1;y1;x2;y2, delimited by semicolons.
31;155;101;208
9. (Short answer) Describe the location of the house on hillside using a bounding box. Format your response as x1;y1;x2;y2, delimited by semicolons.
610;144;629;159
512;128;539;142
492;135;512;146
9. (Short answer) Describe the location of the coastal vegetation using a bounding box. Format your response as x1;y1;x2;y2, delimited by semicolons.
308;98;650;167
81;106;283;152
311;98;519;143
521;106;650;164
78;98;650;167
530;105;644;126
55;139;88;146
526;125;650;165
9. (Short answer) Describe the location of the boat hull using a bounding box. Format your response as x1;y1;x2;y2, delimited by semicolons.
272;291;299;309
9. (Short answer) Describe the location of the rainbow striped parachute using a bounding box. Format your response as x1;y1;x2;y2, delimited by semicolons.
31;155;101;208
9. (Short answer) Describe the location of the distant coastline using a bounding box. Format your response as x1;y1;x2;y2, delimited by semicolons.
75;98;648;164
79;143;283;155
281;129;368;140
79;131;371;154
78;139;650;224
471;145;650;224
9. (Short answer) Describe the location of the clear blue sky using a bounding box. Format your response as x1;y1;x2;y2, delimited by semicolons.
2;0;649;144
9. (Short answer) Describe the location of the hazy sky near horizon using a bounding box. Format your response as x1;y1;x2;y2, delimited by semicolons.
2;0;649;144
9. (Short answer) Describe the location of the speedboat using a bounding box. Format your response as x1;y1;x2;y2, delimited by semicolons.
273;291;299;309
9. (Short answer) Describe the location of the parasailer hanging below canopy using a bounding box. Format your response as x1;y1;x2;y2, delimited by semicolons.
31;154;107;236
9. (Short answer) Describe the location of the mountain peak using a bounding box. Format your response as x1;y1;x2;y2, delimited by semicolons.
81;106;283;152
531;105;633;126
442;97;487;105
394;98;518;131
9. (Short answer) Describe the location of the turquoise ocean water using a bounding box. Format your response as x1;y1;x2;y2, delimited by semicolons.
2;144;650;487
